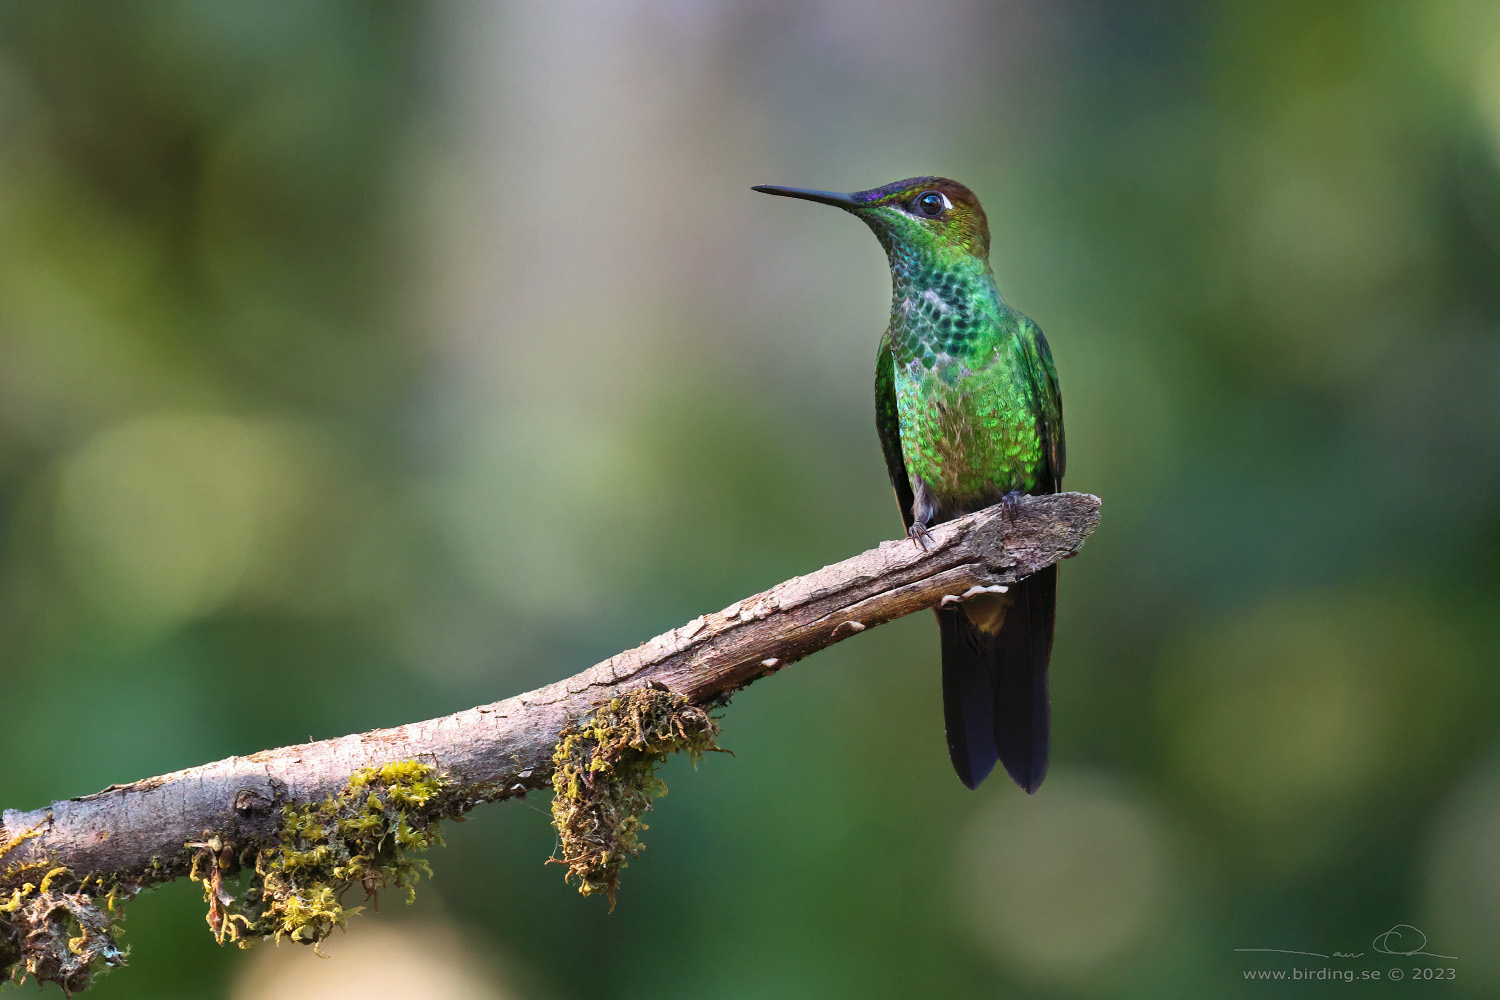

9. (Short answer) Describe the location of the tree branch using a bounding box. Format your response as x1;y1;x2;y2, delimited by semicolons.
1;492;1099;985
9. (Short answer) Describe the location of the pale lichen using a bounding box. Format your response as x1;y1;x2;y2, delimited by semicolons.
1;862;125;994
550;687;722;907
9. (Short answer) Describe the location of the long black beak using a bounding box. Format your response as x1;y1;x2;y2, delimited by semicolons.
752;184;860;209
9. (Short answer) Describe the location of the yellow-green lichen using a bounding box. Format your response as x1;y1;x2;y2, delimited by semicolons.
188;760;451;952
550;687;722;907
1;863;125;994
0;822;44;860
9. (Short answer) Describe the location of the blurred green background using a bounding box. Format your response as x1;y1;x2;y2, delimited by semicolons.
3;2;1499;997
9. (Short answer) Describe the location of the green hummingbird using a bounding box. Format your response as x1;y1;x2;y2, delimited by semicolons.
754;177;1064;791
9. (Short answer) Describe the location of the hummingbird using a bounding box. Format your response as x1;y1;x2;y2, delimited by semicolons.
753;177;1064;792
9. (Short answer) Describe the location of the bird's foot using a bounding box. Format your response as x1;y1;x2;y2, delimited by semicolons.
1000;490;1025;526
908;522;935;552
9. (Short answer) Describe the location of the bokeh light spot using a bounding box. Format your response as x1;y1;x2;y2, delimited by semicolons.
230;918;518;1000
1157;591;1475;869
1471;27;1500;166
55;413;306;631
1422;756;1500;989
953;771;1174;985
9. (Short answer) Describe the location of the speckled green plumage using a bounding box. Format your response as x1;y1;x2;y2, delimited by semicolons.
756;175;1065;792
877;254;1061;519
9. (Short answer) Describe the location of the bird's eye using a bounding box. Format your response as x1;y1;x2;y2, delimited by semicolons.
915;191;949;218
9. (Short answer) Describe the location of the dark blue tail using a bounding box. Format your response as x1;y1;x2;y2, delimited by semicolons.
938;565;1056;791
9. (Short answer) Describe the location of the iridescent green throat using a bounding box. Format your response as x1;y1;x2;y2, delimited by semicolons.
881;249;1004;368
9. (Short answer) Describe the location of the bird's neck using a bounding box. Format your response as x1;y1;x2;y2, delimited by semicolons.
884;247;1002;359
884;237;997;302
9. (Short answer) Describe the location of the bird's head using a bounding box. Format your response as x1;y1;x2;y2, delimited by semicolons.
753;176;991;263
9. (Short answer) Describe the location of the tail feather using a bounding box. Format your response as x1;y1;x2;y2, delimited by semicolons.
993;566;1055;792
939;566;1056;792
938;606;999;789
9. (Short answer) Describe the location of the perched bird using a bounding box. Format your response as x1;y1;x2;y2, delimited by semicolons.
754;177;1064;792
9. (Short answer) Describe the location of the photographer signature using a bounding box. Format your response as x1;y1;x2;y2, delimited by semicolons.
1234;924;1456;961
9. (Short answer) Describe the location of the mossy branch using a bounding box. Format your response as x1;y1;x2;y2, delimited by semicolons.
0;492;1100;991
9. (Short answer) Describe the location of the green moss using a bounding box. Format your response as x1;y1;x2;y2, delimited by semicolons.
189;759;452;952
550;687;722;907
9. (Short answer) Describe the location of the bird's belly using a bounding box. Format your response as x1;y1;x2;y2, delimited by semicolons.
896;364;1043;520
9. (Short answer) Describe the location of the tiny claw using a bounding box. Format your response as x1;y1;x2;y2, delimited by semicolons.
1001;491;1024;525
908;522;935;552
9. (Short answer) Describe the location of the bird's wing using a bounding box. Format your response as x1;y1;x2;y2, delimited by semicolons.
973;312;1062;791
934;310;1063;792
1018;315;1065;490
875;330;915;530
